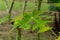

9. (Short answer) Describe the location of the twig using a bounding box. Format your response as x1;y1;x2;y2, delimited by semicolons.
16;28;21;40
51;30;58;37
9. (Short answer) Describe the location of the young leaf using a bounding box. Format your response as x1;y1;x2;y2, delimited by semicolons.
32;17;52;33
38;26;52;33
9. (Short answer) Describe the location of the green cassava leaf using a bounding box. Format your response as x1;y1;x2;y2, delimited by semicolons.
9;20;21;33
9;2;52;33
17;13;31;30
32;18;52;33
19;13;31;28
32;17;52;33
23;23;31;30
38;26;52;33
9;14;23;32
11;13;23;22
32;22;38;31
32;10;38;17
31;2;49;18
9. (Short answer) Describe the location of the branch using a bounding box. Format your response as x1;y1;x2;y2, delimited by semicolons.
51;30;58;37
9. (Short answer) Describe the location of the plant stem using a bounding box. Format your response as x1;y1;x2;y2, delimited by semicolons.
37;32;40;40
38;0;42;10
9;0;15;22
37;0;42;40
17;28;21;40
23;0;27;15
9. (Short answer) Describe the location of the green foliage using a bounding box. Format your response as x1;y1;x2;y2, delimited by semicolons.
0;14;9;24
0;0;52;33
9;2;52;33
49;0;60;11
49;4;60;11
48;0;60;3
0;0;59;40
0;0;6;10
54;3;60;7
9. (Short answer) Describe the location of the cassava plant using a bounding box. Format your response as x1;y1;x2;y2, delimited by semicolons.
9;0;52;40
37;0;42;40
10;1;52;32
0;0;54;40
10;0;28;40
